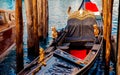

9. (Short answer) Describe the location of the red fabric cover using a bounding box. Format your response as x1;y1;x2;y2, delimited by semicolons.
70;49;88;60
85;2;99;12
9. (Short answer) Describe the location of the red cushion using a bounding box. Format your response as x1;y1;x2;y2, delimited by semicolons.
85;2;99;12
70;49;88;60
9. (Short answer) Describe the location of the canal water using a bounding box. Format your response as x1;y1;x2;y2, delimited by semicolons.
0;0;118;75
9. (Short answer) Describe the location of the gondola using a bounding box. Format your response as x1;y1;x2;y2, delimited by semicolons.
0;9;15;62
19;0;103;75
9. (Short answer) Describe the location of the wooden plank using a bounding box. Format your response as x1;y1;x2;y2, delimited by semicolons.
15;0;24;73
92;44;100;50
0;43;15;62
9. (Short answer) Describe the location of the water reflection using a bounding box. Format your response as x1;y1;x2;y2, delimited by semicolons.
0;0;15;10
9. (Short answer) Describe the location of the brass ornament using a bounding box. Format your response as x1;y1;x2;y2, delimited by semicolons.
68;10;95;20
38;48;46;66
93;24;99;37
51;26;58;39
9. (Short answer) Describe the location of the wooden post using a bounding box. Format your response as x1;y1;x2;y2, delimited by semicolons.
102;0;114;74
15;0;24;73
102;0;108;73
46;0;49;37
116;1;120;75
43;0;46;41
105;0;114;74
33;0;39;57
102;0;108;41
24;0;34;55
43;0;48;42
37;0;48;41
37;0;43;40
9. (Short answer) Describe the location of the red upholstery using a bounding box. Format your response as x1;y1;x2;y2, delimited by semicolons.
70;49;89;60
85;2;99;12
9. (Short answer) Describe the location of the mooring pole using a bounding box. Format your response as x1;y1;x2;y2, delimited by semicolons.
102;0;108;73
105;0;114;74
42;0;48;42
33;0;39;57
102;0;114;74
15;0;24;73
46;0;49;37
102;0;108;40
24;0;35;56
116;0;120;75
42;0;46;41
37;0;43;40
37;0;48;42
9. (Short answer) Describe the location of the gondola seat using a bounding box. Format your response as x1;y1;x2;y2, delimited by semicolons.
57;43;70;51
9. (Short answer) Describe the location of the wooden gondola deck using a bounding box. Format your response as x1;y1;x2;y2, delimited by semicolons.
0;22;15;51
0;23;15;61
0;21;15;32
0;9;15;61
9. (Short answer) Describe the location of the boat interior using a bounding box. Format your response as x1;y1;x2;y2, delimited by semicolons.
0;9;15;59
55;11;102;60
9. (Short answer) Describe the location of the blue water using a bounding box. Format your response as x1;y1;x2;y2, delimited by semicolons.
0;0;118;75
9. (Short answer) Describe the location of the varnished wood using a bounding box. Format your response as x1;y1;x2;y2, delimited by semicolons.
37;0;48;41
33;0;39;56
102;0;114;74
46;0;49;38
0;9;15;62
15;0;24;73
24;0;35;55
102;0;108;40
43;0;46;40
43;0;48;41
105;0;114;66
37;0;43;39
0;23;15;62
